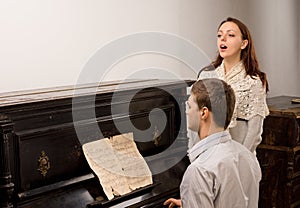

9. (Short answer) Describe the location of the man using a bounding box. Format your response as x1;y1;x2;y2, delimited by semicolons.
164;78;261;208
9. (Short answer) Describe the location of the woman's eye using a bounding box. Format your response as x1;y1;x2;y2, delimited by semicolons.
229;34;235;37
217;34;221;38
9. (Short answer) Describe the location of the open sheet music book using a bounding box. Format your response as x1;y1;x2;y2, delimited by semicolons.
82;132;153;200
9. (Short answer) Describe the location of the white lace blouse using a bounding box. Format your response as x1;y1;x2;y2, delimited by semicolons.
198;61;269;128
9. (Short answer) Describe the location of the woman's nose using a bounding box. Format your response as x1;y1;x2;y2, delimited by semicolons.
220;34;226;41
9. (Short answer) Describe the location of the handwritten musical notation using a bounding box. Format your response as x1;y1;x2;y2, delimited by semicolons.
82;132;153;200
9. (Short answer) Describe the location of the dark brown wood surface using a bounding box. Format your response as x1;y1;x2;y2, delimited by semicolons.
258;96;300;208
0;79;193;208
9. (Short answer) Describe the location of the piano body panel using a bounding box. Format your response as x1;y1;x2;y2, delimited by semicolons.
0;116;14;208
0;79;193;208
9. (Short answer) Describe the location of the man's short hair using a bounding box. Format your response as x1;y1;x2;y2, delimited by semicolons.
191;78;235;129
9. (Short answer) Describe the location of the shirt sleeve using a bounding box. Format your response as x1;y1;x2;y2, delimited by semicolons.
180;164;218;208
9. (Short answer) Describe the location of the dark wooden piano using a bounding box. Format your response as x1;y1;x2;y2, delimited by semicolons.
0;79;193;208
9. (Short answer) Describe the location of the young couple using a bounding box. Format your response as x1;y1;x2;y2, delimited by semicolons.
164;17;269;207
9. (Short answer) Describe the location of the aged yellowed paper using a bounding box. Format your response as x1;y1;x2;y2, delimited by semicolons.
82;132;153;200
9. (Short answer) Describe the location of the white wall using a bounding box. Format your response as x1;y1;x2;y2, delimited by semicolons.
299;0;300;91
0;0;242;93
0;0;299;97
244;0;300;97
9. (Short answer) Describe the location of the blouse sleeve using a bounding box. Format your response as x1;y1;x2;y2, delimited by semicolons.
242;115;264;152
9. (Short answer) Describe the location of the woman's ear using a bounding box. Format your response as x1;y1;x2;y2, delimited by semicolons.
241;39;248;49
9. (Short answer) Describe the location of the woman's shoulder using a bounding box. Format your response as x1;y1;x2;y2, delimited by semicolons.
232;73;262;89
197;64;219;80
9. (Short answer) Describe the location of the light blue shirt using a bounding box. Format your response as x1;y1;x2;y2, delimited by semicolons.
181;131;261;208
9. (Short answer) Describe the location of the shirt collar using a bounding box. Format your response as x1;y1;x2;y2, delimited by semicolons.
187;131;231;163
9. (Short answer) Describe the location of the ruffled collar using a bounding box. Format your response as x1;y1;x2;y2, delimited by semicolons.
218;60;245;81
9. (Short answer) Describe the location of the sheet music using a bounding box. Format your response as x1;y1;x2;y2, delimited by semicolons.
82;132;152;200
110;134;153;190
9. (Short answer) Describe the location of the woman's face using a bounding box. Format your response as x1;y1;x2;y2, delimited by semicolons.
217;21;247;61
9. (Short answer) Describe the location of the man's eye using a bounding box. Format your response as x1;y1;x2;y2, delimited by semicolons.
217;34;221;38
185;101;191;109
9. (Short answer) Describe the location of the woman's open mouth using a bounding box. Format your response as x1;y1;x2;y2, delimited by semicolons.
220;44;227;50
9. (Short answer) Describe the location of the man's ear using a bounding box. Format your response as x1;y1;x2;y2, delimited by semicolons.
200;107;209;119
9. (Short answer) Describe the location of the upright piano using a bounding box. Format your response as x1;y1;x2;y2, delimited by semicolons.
0;79;193;208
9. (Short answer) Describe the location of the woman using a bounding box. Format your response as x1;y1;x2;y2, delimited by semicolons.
199;17;269;153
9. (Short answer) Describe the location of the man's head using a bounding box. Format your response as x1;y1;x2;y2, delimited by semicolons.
186;78;235;139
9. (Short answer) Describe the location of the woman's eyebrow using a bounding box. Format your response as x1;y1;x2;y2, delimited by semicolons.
218;29;237;33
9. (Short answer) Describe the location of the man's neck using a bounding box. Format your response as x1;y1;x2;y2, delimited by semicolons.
199;126;224;140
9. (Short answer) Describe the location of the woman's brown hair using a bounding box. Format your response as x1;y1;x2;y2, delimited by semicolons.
212;17;269;92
